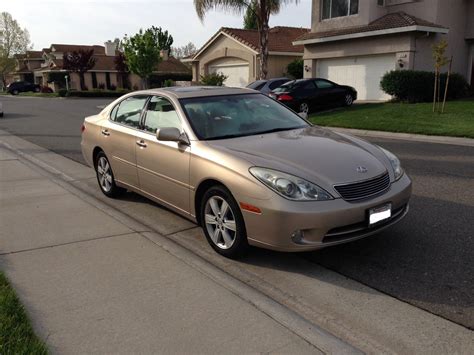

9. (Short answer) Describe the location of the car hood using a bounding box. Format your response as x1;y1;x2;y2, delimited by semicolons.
207;126;389;190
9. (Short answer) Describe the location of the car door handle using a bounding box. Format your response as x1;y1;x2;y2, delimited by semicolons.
136;140;147;148
101;129;110;136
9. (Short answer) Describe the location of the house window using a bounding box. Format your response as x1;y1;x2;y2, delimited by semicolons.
91;72;98;88
322;0;359;19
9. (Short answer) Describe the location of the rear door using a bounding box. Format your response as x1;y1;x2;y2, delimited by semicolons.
100;95;149;189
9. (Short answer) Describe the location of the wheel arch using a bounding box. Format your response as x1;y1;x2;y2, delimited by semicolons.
194;178;228;226
92;146;104;167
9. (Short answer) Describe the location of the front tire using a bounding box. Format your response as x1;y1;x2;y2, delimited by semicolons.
200;185;248;259
299;102;310;115
94;152;125;198
11;90;19;95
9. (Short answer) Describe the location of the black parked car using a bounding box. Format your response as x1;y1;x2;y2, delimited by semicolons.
269;78;357;114
6;81;41;95
247;77;290;95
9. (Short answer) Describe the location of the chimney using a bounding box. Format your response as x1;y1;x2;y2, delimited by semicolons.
160;49;169;61
104;40;117;56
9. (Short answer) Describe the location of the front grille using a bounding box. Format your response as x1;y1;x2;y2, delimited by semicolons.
334;172;390;201
323;204;408;244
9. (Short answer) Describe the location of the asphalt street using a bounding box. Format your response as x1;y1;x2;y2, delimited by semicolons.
1;95;473;329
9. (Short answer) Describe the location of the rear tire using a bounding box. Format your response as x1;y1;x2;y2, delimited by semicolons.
94;151;126;198
200;185;248;259
11;90;19;95
34;87;40;93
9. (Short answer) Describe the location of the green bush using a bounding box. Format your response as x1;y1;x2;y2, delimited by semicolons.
149;73;192;88
200;72;228;86
58;88;68;97
60;90;130;98
380;70;469;103
163;79;174;87
287;58;304;79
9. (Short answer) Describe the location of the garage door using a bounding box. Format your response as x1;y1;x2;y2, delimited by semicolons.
209;62;249;87
317;54;395;101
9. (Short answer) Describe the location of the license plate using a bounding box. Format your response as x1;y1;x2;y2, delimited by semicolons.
369;203;392;225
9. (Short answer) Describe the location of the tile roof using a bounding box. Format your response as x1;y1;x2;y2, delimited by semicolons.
196;26;310;57
50;44;106;55
47;54;189;74
295;12;447;42
25;51;44;59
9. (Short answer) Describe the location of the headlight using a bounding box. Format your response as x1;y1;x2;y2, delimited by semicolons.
379;147;403;180
249;167;333;201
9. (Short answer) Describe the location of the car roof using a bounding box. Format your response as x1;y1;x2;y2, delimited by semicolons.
132;86;257;99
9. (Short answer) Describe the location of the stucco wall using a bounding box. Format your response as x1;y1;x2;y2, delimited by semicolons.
194;34;257;83
266;55;301;78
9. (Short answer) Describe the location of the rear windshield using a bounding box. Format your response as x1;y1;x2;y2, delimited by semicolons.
247;80;266;90
180;93;308;140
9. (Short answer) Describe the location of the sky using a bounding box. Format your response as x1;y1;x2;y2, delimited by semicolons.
3;0;312;51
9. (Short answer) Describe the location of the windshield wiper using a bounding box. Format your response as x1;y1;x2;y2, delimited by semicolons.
253;126;305;135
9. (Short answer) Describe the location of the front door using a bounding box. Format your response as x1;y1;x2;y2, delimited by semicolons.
135;96;191;214
100;95;149;188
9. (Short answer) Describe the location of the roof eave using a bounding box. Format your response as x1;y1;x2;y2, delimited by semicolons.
293;25;449;46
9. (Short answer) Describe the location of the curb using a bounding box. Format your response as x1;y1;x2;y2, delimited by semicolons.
0;137;362;355
328;127;474;147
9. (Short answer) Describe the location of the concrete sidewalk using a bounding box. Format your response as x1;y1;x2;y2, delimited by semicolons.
0;146;328;354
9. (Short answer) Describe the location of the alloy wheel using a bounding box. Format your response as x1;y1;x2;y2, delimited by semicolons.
204;196;237;250
345;94;353;106
97;156;113;193
299;102;309;114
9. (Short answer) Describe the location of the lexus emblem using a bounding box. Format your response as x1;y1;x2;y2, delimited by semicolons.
356;166;368;173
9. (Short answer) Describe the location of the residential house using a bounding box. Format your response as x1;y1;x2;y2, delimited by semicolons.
187;26;310;87
11;41;191;91
294;0;474;100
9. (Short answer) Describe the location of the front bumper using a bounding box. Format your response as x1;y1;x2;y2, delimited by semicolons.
241;174;412;252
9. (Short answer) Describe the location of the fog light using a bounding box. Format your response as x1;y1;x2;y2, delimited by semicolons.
291;230;304;244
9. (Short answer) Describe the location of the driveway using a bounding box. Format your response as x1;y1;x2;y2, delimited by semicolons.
1;95;473;329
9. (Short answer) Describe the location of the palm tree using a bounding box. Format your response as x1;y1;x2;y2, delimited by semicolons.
194;0;299;79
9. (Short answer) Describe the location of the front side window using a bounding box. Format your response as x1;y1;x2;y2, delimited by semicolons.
180;94;309;140
112;95;148;128
322;0;358;20
143;96;182;133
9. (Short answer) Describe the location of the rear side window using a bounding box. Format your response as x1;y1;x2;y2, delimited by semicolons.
315;79;335;89
143;96;182;133
111;95;148;128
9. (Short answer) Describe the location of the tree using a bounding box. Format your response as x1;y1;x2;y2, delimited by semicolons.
243;1;258;29
0;12;32;89
194;0;299;80
121;26;174;89
152;26;174;53
172;42;198;59
63;49;96;90
114;52;130;89
432;40;449;113
286;58;303;79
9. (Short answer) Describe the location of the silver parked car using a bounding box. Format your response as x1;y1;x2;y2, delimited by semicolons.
81;87;412;258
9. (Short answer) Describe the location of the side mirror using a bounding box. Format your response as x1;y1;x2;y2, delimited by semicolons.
156;127;190;145
298;112;308;120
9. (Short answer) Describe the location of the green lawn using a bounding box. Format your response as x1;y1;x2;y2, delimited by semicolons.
0;272;48;354
309;99;474;138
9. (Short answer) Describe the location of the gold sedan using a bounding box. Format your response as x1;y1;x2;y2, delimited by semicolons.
81;87;411;258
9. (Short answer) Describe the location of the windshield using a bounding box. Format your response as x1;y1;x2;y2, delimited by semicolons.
272;80;300;93
180;93;309;140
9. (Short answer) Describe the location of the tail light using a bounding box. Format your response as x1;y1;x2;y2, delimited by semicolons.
81;124;86;133
277;94;293;102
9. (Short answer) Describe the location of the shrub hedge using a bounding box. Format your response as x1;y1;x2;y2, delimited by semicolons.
380;70;469;103
58;89;130;98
